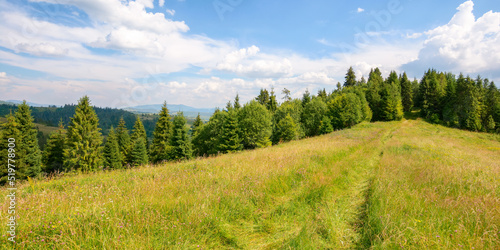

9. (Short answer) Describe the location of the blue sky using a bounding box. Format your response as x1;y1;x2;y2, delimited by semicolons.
0;0;499;108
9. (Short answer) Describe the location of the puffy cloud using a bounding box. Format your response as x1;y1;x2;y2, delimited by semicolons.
15;42;68;57
214;45;293;78
357;8;365;13
403;0;500;78
0;72;6;78
159;0;165;7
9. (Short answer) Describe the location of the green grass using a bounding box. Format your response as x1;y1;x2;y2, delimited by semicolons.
0;117;59;135
0;120;499;249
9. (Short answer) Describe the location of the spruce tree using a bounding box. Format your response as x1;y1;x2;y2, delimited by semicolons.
268;88;278;112
366;68;384;120
130;137;148;166
43;121;66;173
344;66;357;87
131;116;148;144
150;102;173;163
15;101;42;177
302;89;311;107
103;127;122;169
256;89;270;106
116;117;131;165
234;94;241;110
400;72;414;112
64;96;103;172
170;112;192;160
0;113;22;184
217;110;242;153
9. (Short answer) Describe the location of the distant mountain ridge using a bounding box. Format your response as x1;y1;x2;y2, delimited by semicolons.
125;104;215;115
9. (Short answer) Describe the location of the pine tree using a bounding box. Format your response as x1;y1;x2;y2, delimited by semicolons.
274;114;298;143
15;101;42;178
225;101;233;112
302;89;311;107
234;94;241;110
130;137;148;166
0;113;22;184
103;127;122;169
400;72;414;112
150;102;173;163
268;88;278;112
170;112;192;160
64;96;103;172
456;74;482;131
256;89;270;106
366;68;384;121
116;117;131;165
131;116;148;144
344;66;357;87
43;121;66;173
217;110;242;153
191;113;203;136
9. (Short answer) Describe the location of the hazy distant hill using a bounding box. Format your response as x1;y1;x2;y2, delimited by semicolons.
125;104;215;119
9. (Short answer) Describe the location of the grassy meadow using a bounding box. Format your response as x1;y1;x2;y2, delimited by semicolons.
0;119;499;249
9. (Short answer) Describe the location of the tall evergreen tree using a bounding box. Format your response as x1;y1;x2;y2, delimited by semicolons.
103;126;122;169
302;89;311;107
191;113;203;136
400;72;414;112
43;121;66;173
170;112;192;160
131;116;148;144
0;113;22;184
64;96;103;172
130;137;148;166
456;74;483;131
366;68;384;121
268;88;278;112
217;110;242;153
234;94;241;110
150;102;173;163
116;117;131;165
256;88;270;107
15;101;42;177
344;66;357;87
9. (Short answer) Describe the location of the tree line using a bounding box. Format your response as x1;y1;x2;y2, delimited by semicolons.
0;67;498;183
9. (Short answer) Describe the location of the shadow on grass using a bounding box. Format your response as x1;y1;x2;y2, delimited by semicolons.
404;109;421;120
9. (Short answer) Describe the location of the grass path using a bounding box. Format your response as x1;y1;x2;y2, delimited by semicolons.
1;120;499;249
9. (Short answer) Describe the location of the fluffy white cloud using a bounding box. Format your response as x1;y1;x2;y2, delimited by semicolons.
357;8;365;13
159;0;165;7
214;45;293;78
403;0;500;78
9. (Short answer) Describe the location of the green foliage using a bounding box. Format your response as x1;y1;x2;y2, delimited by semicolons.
43;122;66;173
103;127;123;169
130;137;148;167
131;116;148;146
217;110;243;153
272;99;304;144
302;98;327;137
116;117;131;165
0;114;22;183
328;93;363;129
64;96;103;172
234;94;241;110
400;72;414;112
268;88;278;112
274;114;298;143
319;116;334;134
238;100;272;149
366;68;384;121
15;101;43;178
456;74;483;131
301;89;311;107
170;112;192;161
150;102;173;163
344;66;357;87
256;88;270;107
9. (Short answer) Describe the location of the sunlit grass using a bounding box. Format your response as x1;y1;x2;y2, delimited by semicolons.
1;120;499;249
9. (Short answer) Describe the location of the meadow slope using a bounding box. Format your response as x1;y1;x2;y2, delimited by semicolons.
0;119;499;249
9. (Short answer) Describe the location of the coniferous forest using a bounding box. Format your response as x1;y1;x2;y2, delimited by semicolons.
0;67;499;183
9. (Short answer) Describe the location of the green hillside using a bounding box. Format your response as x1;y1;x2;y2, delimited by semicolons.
1;119;499;249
